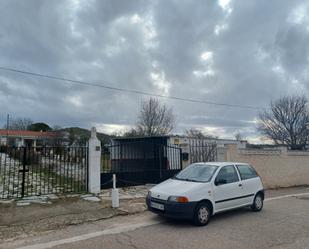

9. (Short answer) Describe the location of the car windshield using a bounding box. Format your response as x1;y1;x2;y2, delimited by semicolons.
173;163;219;183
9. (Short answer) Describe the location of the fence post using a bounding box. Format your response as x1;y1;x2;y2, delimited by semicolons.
21;146;27;198
180;148;183;169
159;144;162;180
88;127;101;194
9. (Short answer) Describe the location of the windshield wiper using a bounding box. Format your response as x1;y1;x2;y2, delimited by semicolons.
172;176;202;182
178;178;201;182
186;179;201;182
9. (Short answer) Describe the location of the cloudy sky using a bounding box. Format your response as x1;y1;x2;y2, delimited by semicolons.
0;0;309;142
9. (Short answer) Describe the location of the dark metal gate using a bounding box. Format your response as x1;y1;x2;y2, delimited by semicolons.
189;139;217;163
0;146;88;199
101;141;182;188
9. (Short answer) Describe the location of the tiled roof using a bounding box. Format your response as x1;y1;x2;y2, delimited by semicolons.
0;129;59;138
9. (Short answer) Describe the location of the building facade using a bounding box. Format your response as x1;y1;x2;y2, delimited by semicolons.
0;129;58;147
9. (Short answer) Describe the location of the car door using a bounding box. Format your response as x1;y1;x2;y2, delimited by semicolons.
236;164;260;205
213;165;243;212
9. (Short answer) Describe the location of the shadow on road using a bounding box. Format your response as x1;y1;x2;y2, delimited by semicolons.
152;207;255;228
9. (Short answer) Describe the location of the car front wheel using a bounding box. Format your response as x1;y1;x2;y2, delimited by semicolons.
251;193;263;212
193;202;211;226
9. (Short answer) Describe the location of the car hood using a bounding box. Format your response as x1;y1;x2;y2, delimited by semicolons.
150;178;208;201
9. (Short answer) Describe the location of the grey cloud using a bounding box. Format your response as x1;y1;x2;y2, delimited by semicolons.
275;24;309;75
0;0;308;142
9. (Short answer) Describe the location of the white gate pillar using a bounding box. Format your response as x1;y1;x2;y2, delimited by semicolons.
88;127;101;194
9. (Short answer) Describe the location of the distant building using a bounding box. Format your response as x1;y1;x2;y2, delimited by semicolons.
168;135;247;150
0;129;59;147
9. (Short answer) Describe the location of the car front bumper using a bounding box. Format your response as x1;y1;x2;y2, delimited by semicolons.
146;196;197;220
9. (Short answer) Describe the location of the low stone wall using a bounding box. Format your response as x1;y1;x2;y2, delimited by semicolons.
218;145;309;189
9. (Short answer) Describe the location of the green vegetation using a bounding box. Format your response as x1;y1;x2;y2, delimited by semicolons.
60;127;111;145
28;123;52;132
101;153;111;171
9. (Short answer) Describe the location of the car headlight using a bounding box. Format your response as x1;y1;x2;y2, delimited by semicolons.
168;196;189;203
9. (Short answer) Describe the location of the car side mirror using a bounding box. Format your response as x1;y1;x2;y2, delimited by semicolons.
215;178;227;186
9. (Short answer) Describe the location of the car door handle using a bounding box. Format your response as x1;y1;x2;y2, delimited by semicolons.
238;183;243;187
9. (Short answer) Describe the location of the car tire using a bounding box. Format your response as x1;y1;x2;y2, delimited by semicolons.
193;202;211;226
251;193;263;212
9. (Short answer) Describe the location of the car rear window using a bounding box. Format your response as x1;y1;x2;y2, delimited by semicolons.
236;165;258;180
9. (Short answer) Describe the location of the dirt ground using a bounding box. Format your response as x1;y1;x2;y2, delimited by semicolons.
0;196;147;241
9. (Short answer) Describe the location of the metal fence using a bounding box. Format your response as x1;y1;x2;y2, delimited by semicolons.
189;139;217;163
0;146;88;199
101;141;182;188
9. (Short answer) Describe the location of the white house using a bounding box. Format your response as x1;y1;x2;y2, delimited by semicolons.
0;129;58;147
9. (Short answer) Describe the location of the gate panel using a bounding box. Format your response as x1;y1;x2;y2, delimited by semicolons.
0;146;88;199
0;147;23;199
189;139;217;163
101;141;182;189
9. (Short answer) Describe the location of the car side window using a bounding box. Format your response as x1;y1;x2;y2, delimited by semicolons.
236;165;258;180
215;165;239;185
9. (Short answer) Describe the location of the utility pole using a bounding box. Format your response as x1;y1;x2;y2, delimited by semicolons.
6;114;9;146
306;122;309;150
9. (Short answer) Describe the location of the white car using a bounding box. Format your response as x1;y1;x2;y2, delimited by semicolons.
146;162;264;226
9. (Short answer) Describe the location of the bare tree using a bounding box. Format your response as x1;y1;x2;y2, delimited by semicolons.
7;117;33;130
185;128;205;139
258;95;309;150
185;128;218;163
52;125;62;131
185;128;218;139
123;128;140;137
136;98;175;136
234;132;243;141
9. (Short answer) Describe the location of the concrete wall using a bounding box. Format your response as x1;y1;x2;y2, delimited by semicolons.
219;145;309;189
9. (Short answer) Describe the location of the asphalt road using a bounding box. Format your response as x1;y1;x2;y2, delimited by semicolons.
2;188;309;249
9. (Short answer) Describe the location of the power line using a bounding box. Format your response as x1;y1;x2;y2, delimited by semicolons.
0;66;263;110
